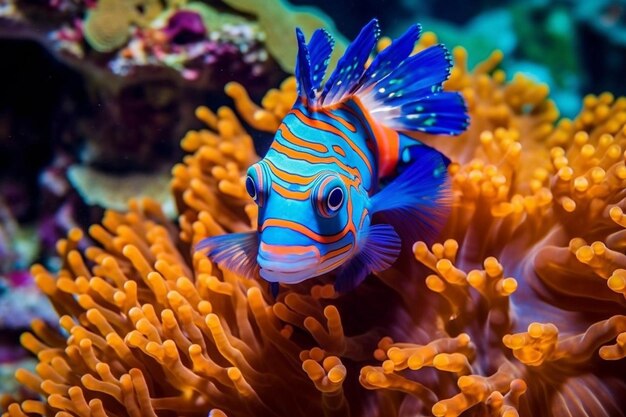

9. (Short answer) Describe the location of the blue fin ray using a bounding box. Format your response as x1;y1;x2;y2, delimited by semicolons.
396;139;451;174
358;24;421;93
295;28;314;103
308;29;334;95
390;92;469;134
357;44;468;135
370;143;451;244
334;224;401;292
322;18;380;105
378;44;452;100
360;44;451;106
196;232;259;279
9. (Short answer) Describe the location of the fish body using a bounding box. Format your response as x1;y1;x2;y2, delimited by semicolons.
198;19;469;292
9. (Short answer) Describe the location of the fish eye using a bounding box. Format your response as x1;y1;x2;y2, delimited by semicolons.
313;174;345;218
245;176;257;200
327;187;344;211
246;164;267;206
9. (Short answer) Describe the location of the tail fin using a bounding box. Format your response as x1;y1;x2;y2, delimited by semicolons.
293;19;469;136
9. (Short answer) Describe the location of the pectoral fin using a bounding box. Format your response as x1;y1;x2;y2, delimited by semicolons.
370;142;451;244
196;231;259;279
334;224;401;292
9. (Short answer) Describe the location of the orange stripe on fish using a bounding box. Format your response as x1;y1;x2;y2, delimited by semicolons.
272;182;312;200
265;159;318;186
262;218;350;244
321;109;358;133
271;138;360;178
342;97;400;178
277;124;329;153
262;196;356;244
332;145;347;157
291;108;374;176
319;243;353;262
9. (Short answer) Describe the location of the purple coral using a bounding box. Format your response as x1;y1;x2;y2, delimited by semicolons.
162;10;207;45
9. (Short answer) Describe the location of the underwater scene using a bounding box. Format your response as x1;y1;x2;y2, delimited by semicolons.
1;0;626;416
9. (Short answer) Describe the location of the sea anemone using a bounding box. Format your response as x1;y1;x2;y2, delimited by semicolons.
3;32;626;417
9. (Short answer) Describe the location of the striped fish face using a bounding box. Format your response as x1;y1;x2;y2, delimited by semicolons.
244;104;375;284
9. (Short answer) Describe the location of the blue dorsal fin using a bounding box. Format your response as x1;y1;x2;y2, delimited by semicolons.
334;224;401;292
370;140;451;244
368;45;452;103
357;43;468;135
295;28;314;103
297;21;468;136
395;91;468;134
358;24;421;93
196;231;259;279
307;28;334;96
321;18;380;106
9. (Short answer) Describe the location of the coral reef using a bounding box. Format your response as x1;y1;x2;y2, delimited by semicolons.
1;0;277;87
66;165;176;218
0;197;19;274
0;197;55;333
82;0;166;52
0;201;55;412
3;32;626;417
220;0;348;73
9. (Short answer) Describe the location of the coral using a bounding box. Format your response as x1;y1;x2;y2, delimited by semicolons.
161;10;206;45
83;0;164;52
106;7;269;82
66;165;176;219
0;197;19;274
361;33;626;417
511;3;579;88
180;2;250;30
2;0;277;89
82;0;136;53
3;31;626;417
0;276;56;331
220;0;348;73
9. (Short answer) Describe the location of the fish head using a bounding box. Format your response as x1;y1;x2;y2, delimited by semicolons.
245;160;370;284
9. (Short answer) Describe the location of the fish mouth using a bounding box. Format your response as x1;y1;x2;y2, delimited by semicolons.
257;243;320;283
259;267;320;284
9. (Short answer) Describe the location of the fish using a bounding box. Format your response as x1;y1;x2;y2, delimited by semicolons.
197;19;469;294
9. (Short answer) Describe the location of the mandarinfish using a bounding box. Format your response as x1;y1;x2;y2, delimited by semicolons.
198;19;469;294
